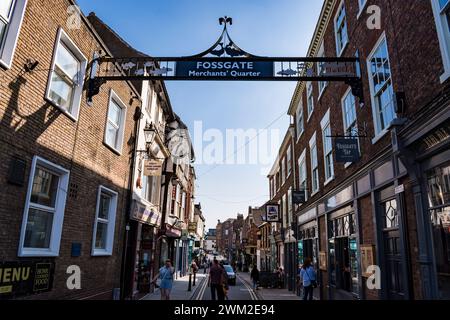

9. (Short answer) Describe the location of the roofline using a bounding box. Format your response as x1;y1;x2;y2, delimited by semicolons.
287;0;337;116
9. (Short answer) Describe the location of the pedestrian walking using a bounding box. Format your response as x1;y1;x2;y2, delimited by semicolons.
220;264;230;300
208;259;225;300
250;265;260;290
299;258;317;301
152;259;175;300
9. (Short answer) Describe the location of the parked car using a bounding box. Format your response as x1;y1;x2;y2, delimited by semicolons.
223;265;236;285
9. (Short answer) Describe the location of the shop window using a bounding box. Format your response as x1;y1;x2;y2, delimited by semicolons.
428;162;450;299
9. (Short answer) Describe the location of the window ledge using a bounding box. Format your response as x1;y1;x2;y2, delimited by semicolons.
45;98;78;122
0;58;12;70
311;190;319;197
324;176;335;186
92;250;113;257
344;162;353;169
337;41;349;57
296;131;304;143
440;69;450;83
318;85;328;101
18;249;59;257
307;111;314;123
103;142;123;156
371;128;390;144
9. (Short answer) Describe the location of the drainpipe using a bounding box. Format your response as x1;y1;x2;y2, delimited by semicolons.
120;104;142;300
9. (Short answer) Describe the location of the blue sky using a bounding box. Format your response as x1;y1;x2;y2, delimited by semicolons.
77;0;324;230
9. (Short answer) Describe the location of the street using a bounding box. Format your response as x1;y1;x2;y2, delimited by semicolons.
192;273;258;301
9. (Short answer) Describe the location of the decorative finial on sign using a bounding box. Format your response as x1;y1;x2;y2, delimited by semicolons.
219;16;232;26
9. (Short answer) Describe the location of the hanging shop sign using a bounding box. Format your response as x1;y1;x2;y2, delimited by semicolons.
293;190;306;204
165;224;182;238
175;61;274;79
265;204;280;223
143;159;163;176
0;261;54;299
335;138;360;163
188;222;197;233
130;199;162;227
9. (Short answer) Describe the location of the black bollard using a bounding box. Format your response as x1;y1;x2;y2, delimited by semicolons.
188;273;192;291
193;272;196;286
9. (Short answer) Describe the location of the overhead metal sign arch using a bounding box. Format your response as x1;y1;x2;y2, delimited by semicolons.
87;16;364;103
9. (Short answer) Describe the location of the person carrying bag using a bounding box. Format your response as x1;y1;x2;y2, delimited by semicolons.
299;258;317;301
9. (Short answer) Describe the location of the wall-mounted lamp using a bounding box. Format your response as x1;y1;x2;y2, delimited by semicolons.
136;123;157;155
24;59;39;73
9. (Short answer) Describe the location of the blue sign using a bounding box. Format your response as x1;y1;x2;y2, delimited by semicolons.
175;61;274;78
335;138;360;163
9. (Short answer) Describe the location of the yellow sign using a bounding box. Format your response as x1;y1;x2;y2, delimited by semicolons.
144;159;163;176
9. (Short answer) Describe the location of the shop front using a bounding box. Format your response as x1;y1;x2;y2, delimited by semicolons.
129;198;162;298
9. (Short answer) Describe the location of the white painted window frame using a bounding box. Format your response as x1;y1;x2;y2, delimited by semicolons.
309;132;319;195
45;28;87;122
296;98;304;141
321;109;334;185
366;32;396;143
431;0;450;82
357;0;368;19
18;156;70;257
334;0;349;57
286;145;292;177
104;89;127;154
298;149;307;199
92;185;118;256
306;82;314;122
317;41;328;98
0;0;27;69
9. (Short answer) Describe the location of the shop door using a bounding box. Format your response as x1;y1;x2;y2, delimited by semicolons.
335;237;351;292
137;226;153;293
381;198;405;300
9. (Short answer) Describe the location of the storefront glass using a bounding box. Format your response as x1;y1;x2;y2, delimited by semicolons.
427;162;450;299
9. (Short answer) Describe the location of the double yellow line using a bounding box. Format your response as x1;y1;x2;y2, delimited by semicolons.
237;274;259;300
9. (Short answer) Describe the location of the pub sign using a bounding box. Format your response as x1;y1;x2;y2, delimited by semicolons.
335;138;360;163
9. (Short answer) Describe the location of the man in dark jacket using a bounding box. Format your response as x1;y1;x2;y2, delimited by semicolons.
208;259;225;300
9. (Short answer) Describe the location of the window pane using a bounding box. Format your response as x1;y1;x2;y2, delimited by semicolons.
24;208;53;248
49;69;74;110
31;167;59;208
0;0;13;19
56;43;80;81
384;199;399;229
98;193;110;220
108;100;121;126
440;0;450;10
106;123;119;147
95;222;108;249
0;19;7;44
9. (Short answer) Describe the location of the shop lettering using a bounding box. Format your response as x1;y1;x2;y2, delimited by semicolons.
0;267;31;284
196;61;254;70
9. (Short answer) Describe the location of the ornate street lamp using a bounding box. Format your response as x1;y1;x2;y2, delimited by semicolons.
136;123;157;155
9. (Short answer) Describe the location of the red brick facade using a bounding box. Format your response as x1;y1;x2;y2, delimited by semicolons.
0;0;140;299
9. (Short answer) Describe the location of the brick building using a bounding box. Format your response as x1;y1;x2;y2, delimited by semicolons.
267;125;295;283
280;0;450;300
0;0;141;299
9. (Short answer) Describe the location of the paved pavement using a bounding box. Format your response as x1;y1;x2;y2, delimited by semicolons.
141;273;207;301
238;272;302;300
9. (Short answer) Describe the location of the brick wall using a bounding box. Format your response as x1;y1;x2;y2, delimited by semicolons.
0;0;140;299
